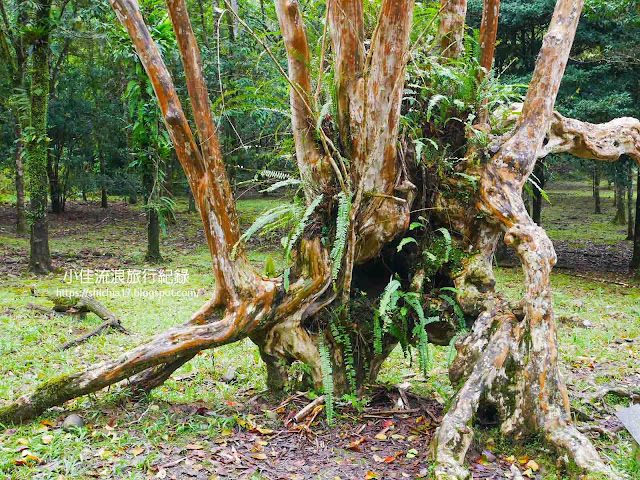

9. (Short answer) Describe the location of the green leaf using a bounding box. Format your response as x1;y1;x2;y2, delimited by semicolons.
397;237;418;252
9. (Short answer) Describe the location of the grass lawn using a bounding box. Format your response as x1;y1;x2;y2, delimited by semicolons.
0;182;638;479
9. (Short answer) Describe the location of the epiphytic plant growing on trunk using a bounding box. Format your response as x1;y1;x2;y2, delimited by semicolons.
2;0;640;478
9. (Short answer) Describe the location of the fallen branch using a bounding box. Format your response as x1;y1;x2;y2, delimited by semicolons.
292;395;325;424
31;294;130;350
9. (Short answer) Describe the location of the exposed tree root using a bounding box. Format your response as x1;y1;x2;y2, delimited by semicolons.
588;386;640;404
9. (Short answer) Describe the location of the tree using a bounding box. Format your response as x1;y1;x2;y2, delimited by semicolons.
627;163;634;239
26;0;54;273
0;0;30;234
3;1;640;478
594;162;602;214
633;166;640;276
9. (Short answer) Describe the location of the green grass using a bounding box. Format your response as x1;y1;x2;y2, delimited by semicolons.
0;184;638;479
541;181;634;245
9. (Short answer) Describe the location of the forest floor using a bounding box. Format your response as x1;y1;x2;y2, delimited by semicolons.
0;181;638;480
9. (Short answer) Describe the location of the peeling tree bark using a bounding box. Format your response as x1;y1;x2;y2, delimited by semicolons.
478;0;500;75
437;0;467;59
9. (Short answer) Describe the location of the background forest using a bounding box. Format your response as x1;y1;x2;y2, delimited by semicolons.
0;0;639;479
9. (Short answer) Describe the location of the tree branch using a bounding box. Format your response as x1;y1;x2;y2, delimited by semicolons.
329;0;365;166
437;0;467;59
274;0;327;195
110;0;257;302
478;0;500;75
109;0;206;185
540;111;640;166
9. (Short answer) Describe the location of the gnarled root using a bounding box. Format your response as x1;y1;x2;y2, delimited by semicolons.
431;304;620;479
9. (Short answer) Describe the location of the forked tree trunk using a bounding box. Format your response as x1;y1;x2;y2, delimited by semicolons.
2;1;639;479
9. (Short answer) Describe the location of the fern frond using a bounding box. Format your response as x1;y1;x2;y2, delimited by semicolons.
258;169;291;181
232;204;297;258
330;192;352;280
261;178;303;193
286;194;323;258
318;339;334;425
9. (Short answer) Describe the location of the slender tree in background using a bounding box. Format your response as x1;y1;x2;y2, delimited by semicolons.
613;179;626;224
627;163;634;239
0;0;28;234
633;167;640;276
26;0;53;273
594;162;602;214
100;152;108;208
3;1;640;478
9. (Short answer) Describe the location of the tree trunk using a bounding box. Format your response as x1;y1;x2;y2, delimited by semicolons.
594;163;602;214
26;0;53;274
188;189;196;213
196;0;210;47
532;158;544;225
613;180;626;224
48;150;63;214
633;168;640;276
627;163;634;240
101;152;108;209
146;208;162;263
13;119;27;234
438;0;467;59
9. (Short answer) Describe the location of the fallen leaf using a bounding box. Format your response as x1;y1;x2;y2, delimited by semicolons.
252;453;267;460
131;446;145;456
406;448;418;459
374;434;387;440
373;454;384;463
185;443;204;450
526;460;539;471
42;434;54;445
347;437;367;451
364;471;379;479
383;456;396;463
